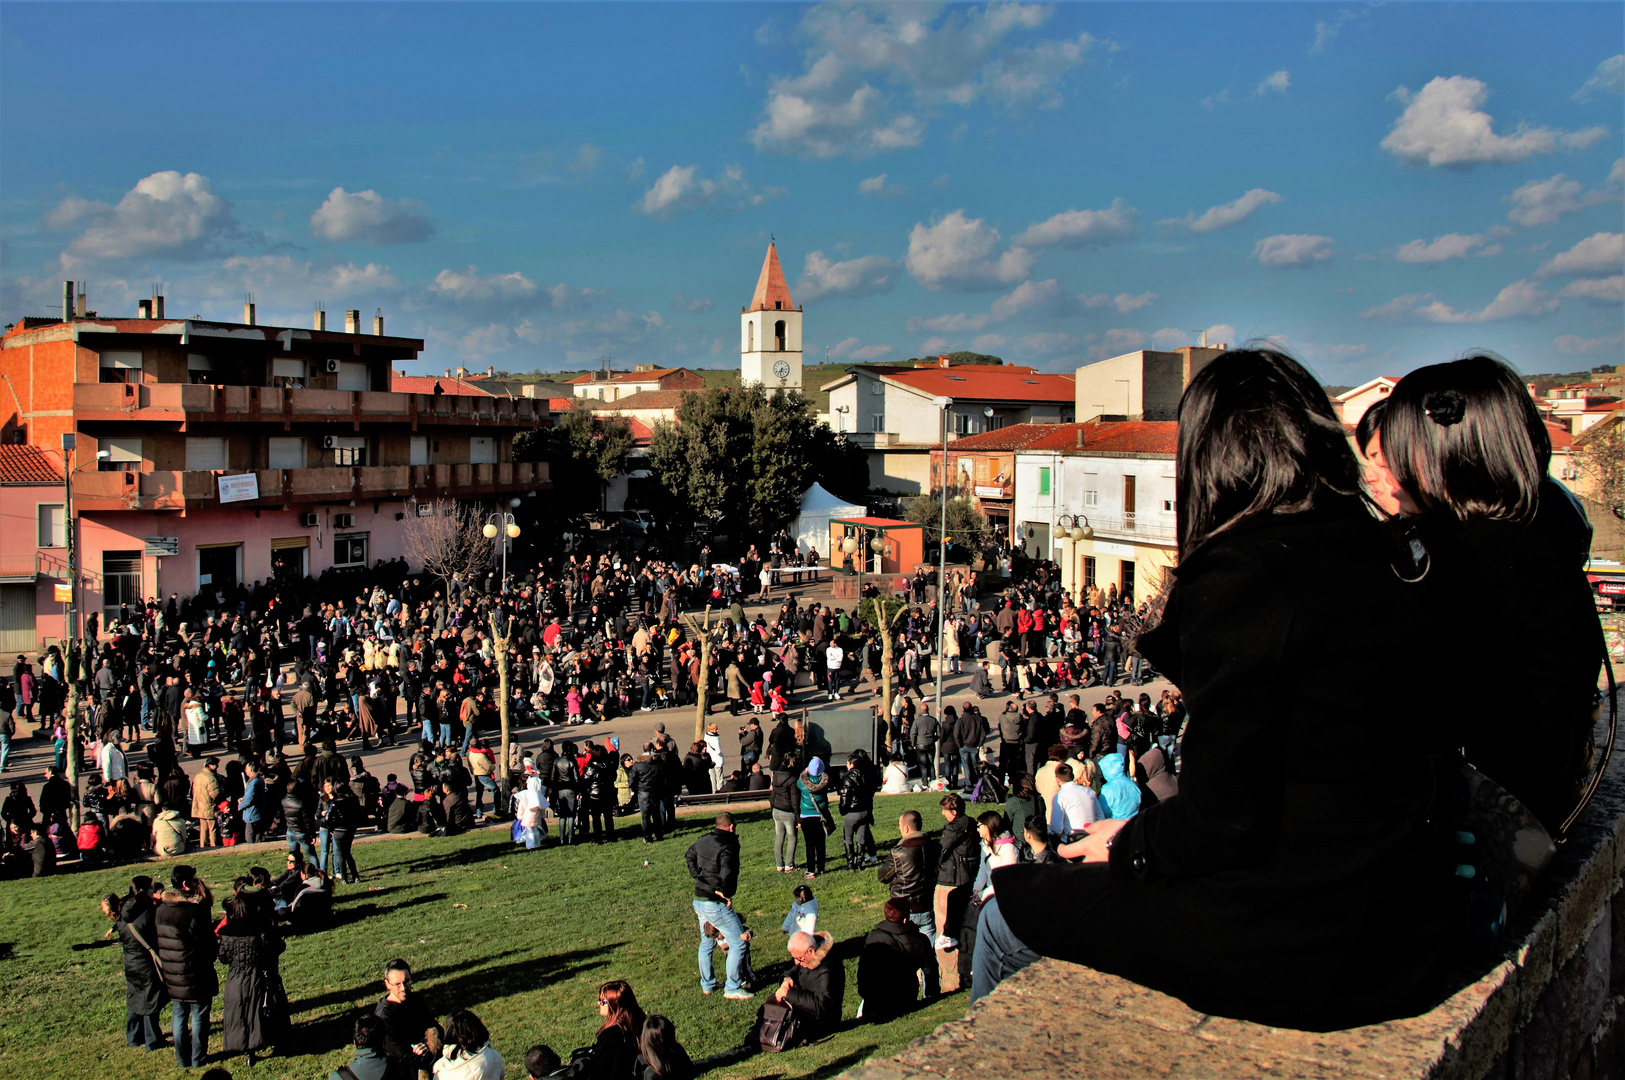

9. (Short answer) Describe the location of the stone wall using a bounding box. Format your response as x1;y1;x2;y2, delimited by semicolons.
847;739;1625;1080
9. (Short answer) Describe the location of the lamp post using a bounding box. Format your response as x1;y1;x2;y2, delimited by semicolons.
483;497;522;593
1059;514;1094;598
60;438;110;830
932;395;952;719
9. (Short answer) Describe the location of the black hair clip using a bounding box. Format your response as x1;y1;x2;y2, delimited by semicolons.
1423;389;1465;427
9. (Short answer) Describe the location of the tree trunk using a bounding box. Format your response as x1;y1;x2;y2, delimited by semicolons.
65;655;81;830
489;612;513;813
686;607;714;745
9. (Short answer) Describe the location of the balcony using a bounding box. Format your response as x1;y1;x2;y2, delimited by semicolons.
847;431;900;449
73;383;548;429
72;461;549;512
1081;511;1176;543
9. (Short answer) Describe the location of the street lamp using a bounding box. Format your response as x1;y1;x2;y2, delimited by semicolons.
483;497;522;592
932;395;953;720
59;438;110;831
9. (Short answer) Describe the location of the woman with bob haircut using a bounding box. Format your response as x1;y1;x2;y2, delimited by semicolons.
973;348;1461;1030
1380;353;1605;834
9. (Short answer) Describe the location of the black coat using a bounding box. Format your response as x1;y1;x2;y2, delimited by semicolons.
993;496;1458;1031
858;918;937;1021
117;896;168;1015
685;828;739;900
782;933;843;1040
935;815;976;888
218;929;287;1053
155;890;219;1003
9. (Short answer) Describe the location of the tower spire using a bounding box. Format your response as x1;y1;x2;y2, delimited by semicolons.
749;241;794;312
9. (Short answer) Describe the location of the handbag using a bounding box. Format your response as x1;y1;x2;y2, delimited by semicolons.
757;999;800;1053
125;922;164;978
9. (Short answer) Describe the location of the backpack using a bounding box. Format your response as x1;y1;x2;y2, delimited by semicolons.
970;768;1006;804
757;999;801;1053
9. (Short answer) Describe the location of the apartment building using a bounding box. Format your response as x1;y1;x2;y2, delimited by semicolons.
0;286;549;645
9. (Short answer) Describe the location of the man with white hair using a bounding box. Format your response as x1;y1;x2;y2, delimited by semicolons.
759;928;843;1047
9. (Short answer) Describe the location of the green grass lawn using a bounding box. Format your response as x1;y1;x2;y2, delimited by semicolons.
0;794;965;1079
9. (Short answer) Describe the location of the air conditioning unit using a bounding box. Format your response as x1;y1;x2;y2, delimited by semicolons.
324;358;342;374
334;513;355;529
415;503;435;518
322;435;338;450
300;512;318;528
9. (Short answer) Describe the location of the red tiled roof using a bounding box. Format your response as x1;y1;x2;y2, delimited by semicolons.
947;420;1177;456
749;242;795;312
0;445;63;484
589;389;694;410
1546;421;1573;450
627;419;654;445
569;368;689;385
390;374;497;397
547;397;573;412
884;368;1074;402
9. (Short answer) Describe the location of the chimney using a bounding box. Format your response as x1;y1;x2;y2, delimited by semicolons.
314;305;326;331
75;283;87;318
63;281;75;323
152;294;164;319
373;309;384;336
486;365;493;377
345;309;360;334
243;300;256;326
137;299;152;319
444;369;452;378
939;354;951;368
1076;426;1084;448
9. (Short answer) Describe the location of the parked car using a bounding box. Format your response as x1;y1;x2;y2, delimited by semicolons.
618;509;655;533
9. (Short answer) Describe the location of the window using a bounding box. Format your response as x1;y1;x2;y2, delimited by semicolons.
271;358;307;388
336;361;369;392
187;354;214;385
871;413;885;433
1083;555;1096;589
774;320;786;351
38;504;65;548
747;322;755;352
410;436;430;466
100;436;142;472
870;380;883;396
1039;467;1051;496
1083;472;1099;508
955;413;972;435
469;436;496;464
1121;560;1135;601
184;437;228;472
333;533;369;568
330;436;367;467
102;550;142;624
1123;475;1138;525
267;437;305;470
1161;499;1174;513
1559;464;1580;481
98;350;142;384
987;414;1007;430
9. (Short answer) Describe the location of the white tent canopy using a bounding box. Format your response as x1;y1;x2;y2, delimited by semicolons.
791;483;865;555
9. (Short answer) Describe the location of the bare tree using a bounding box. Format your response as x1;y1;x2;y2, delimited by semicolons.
402;499;493;592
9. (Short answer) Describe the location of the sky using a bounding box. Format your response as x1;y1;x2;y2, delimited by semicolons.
1;2;1621;384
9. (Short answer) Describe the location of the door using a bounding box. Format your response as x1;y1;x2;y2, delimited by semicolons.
270;537;309;581
410;436;430;466
469;436;496;464
101;551;142;626
267;437;305;470
1123;475;1137;531
197;544;241;594
336;361;369;391
1121;560;1135;602
185;437;228;471
0;584;35;653
1023;521;1049;560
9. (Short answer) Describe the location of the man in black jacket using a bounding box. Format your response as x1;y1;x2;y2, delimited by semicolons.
765;930;843;1044
879;810;937;942
933;794;977;951
858;899;938;1022
374;959;439;1076
685;813;752;999
629;751;662;842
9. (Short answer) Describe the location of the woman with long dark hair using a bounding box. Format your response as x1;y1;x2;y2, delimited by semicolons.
1380;353;1605;833
635;1015;692;1080
972;348;1461;1029
215;889;288;1067
582;980;645;1079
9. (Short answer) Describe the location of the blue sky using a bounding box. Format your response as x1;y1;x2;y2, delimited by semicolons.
2;2;1620;383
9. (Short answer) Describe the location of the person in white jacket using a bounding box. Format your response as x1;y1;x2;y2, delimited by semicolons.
433;1009;503;1080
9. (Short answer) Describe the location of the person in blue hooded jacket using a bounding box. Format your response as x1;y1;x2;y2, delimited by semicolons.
796;759;833;879
1096;752;1141;820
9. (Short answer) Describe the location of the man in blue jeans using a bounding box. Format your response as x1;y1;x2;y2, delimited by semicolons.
685;812;754;999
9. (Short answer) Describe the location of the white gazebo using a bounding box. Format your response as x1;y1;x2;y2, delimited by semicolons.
791;483;865;556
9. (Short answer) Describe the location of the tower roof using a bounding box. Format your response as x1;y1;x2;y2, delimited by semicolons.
748;242;795;312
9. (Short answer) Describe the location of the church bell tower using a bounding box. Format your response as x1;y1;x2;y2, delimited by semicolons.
741;241;803;396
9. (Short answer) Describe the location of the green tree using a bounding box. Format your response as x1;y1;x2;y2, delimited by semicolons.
907;494;988;548
515;399;634;513
648;384;848;535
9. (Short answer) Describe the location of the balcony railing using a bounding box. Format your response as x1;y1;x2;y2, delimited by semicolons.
1082;511;1176;543
73;383;548;428
72;461;548;511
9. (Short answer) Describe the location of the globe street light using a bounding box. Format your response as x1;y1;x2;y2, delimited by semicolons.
932;395;953;721
484;510;520;592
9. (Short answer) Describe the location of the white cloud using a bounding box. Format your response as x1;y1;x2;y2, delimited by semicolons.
1086;328;1148;362
569;145;604;175
635;164;784;219
972;334;1010;352
795;250;898;301
1201;88;1234;111
858;173;907;198
310;187;434;245
1557;275;1625;304
1014;198;1137;248
1611;158;1625;189
59;170;238;264
1508;174;1589;226
1382;76;1602;169
906;210;1033;290
1017;332;1076;355
1360;279;1558;323
1159;188;1282;233
918;336;952;355
1311;9;1361;53
828;336;894;360
1079;291;1159;314
1574;55;1625;102
1394;233;1492;263
990;278;1061;320
1536;232;1624;277
1254;70;1290;97
906;311;989;334
218;254;401;295
1253;234;1335;268
672;293;714;313
430;266;539;302
751;3;1100;157
1553;330;1625;355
